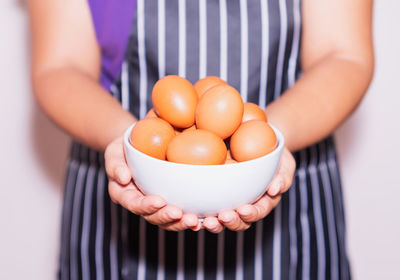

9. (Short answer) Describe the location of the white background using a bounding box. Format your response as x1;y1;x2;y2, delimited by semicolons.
1;0;399;279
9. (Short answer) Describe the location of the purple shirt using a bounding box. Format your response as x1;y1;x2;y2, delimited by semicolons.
88;0;136;90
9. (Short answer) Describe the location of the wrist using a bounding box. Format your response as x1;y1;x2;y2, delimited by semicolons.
104;114;137;150
265;103;295;152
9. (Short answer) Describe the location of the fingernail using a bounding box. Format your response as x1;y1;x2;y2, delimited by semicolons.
167;209;181;219
191;223;202;231
153;199;165;208
206;220;218;230
239;206;251;217
116;167;129;183
269;183;281;196
183;217;196;228
209;226;218;232
220;213;233;223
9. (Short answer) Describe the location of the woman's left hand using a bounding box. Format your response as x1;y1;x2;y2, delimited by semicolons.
202;147;296;233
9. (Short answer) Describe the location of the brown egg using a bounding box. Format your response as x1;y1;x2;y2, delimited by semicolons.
174;124;196;135
224;150;237;164
225;158;238;164
152;75;198;128
145;108;158;119
194;76;227;98
167;129;227;165
196;84;244;139
242;102;267;123
226;149;233;160
230;120;277;162
130;118;175;160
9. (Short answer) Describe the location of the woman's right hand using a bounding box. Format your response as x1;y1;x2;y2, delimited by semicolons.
105;135;201;231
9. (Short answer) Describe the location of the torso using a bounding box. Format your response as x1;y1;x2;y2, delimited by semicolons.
58;1;351;279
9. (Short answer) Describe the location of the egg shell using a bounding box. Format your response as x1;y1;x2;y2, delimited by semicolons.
174;124;196;135
195;84;244;139
226;149;233;160
230;120;277;162
225;158;238;164
152;75;198;128
130;118;175;160
242;102;267;123
145;108;158;119
167;129;227;165
225;150;237;164
194;76;227;98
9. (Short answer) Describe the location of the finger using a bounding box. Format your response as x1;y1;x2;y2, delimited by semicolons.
218;210;251;231
105;137;131;185
236;204;259;223
143;205;183;225
190;217;204;231
267;176;284;197
267;148;296;196
203;216;224;233
108;180;165;215
237;194;282;223
279;148;296;192
158;213;199;231
190;221;203;231
252;195;282;219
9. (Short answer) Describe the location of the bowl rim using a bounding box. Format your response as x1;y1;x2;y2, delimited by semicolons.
124;122;285;169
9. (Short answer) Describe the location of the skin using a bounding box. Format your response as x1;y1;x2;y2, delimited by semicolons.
28;0;374;232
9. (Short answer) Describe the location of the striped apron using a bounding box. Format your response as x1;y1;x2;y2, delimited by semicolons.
59;0;351;279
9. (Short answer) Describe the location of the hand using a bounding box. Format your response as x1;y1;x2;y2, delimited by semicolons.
202;147;296;233
105;136;201;231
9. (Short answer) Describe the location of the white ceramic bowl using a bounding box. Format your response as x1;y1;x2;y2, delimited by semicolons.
123;124;284;216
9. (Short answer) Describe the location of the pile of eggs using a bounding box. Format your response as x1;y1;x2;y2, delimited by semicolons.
129;75;277;165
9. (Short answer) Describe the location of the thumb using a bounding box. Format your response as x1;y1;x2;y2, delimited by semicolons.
267;147;296;196
105;137;132;185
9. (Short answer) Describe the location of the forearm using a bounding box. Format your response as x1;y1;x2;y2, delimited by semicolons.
33;67;136;151
266;55;373;152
